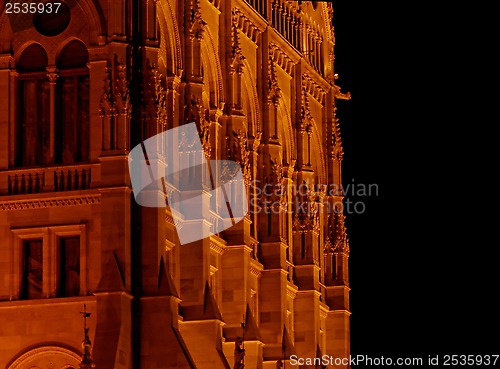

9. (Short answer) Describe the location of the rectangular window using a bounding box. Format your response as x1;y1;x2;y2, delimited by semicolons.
11;225;86;300
21;239;44;300
58;236;80;297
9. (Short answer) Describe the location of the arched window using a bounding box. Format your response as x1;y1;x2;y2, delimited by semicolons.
56;40;90;164
16;44;50;167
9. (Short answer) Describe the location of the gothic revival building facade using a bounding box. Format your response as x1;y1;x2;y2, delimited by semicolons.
0;0;351;367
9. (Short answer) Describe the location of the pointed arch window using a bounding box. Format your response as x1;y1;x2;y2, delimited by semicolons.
56;40;90;164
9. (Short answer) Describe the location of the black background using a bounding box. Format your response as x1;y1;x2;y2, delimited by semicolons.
331;1;498;365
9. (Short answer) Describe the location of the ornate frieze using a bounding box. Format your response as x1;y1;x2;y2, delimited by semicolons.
0;195;101;211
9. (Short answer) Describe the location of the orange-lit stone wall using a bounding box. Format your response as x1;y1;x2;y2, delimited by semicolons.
0;0;350;367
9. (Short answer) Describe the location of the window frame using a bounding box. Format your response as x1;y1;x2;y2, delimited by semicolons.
10;225;87;300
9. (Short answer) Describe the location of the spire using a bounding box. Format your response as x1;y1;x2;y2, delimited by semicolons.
182;282;224;321
242;304;262;341
79;304;96;368
157;255;179;297
202;281;223;320
315;344;327;369
95;250;125;292
281;325;296;358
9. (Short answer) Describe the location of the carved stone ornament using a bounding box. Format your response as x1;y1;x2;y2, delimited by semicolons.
200;117;211;157
46;70;59;83
225;130;250;182
231;12;245;74
270;157;283;186
114;59;130;115
300;85;313;123
267;56;281;104
189;0;207;39
7;346;82;369
144;60;167;127
99;66;113;117
333;83;351;101
184;95;202;123
330;107;344;161
292;182;319;233
332;212;350;254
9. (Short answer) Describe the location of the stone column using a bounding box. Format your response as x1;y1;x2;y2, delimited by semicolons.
46;67;59;164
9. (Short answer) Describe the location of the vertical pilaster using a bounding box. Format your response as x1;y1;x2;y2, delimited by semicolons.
0;61;12;169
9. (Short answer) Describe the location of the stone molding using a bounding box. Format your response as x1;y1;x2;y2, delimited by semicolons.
0;195;101;211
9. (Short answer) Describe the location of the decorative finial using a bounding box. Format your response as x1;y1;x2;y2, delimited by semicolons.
79;304;95;368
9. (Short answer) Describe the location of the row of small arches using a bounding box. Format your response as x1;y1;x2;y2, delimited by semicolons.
17;40;88;72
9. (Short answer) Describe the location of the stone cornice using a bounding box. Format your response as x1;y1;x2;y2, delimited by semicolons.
210;236;227;255
286;283;298;299
0;194;101;211
250;258;264;277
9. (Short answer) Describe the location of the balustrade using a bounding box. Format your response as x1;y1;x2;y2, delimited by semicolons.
1;165;96;195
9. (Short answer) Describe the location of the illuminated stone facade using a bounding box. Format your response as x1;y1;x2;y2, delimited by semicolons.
0;0;350;367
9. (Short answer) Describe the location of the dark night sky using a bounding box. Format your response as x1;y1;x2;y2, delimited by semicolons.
331;0;499;362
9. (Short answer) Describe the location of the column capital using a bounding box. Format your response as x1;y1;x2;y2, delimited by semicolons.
46;66;59;83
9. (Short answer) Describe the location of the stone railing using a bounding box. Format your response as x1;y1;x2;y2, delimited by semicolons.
242;0;324;75
0;164;99;195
